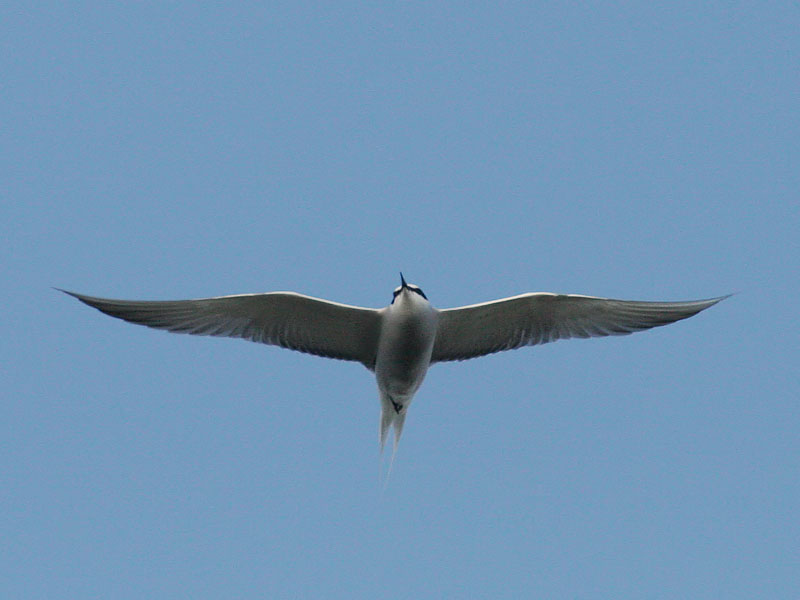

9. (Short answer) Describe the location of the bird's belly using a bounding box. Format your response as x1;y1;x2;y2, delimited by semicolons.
375;314;436;396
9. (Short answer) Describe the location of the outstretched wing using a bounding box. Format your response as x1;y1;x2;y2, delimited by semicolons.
432;293;728;363
61;289;382;369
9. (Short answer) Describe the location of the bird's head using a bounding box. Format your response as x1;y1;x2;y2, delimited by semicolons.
392;272;427;304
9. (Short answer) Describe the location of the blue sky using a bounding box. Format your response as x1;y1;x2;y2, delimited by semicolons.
2;3;798;598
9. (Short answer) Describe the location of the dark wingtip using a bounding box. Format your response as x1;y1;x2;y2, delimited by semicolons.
712;293;734;304
55;288;97;307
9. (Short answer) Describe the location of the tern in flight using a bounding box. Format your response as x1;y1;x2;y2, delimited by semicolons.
60;276;727;453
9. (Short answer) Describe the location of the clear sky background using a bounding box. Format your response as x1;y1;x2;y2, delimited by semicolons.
2;3;798;599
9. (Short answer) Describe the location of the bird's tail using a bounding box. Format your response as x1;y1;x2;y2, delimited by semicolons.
379;395;408;485
380;406;393;454
379;399;407;452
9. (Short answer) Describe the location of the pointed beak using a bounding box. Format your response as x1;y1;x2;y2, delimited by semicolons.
400;272;408;289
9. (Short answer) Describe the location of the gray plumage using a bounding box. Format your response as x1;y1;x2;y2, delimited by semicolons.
59;281;728;452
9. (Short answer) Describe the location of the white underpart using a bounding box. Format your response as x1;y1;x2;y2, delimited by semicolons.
374;288;438;452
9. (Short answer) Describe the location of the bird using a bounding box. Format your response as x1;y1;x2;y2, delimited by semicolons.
59;276;727;453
